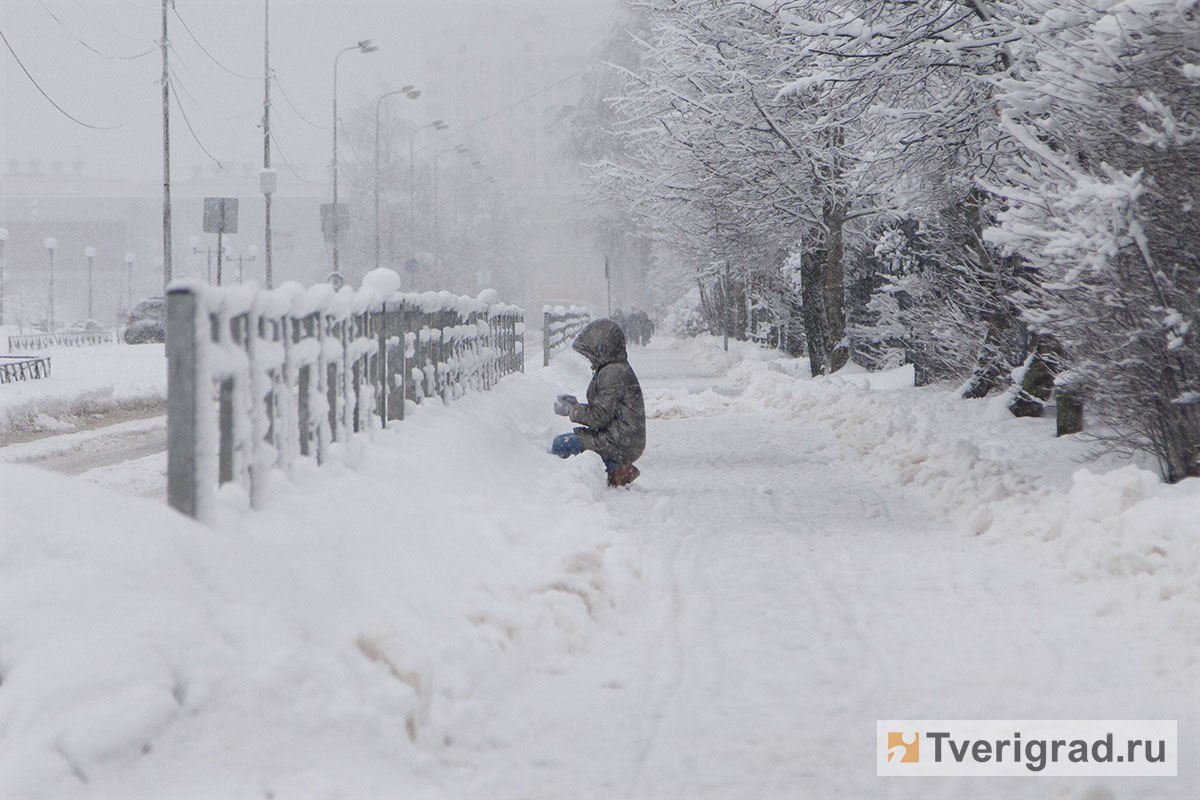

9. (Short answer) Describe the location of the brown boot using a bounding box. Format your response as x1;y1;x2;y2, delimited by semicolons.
607;463;641;488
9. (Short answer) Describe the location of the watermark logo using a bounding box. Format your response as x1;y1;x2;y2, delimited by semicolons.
877;720;1177;777
887;731;919;763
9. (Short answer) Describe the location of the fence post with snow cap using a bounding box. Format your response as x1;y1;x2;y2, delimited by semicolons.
542;305;591;367
165;272;524;520
166;286;201;518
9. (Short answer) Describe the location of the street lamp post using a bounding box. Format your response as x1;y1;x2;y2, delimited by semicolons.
330;39;378;284
0;228;8;326
189;235;213;283
262;0;274;288
232;245;259;283
124;252;135;309
84;246;97;319
374;86;421;271
44;238;58;330
408;119;448;257
432;144;469;270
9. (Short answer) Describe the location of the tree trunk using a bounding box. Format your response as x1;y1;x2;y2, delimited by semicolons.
784;285;806;357
1056;386;1084;436
801;253;831;376
1009;334;1064;417
823;200;848;371
959;190;1018;398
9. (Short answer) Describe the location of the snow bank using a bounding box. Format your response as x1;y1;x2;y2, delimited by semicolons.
0;344;166;444
0;357;642;798
661;337;1200;645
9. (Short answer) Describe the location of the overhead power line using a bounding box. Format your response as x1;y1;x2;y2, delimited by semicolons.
172;5;261;80
36;0;156;60
273;73;327;129
168;45;259;121
0;24;126;130
169;77;223;167
269;128;320;185
69;0;156;45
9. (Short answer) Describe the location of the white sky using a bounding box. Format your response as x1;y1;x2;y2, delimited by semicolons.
1;0;618;184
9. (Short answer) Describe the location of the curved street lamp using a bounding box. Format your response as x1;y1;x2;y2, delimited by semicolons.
330;39;379;283
408;119;449;255
124;252;135;310
84;246;97;319
374;85;422;270
0;228;10;325
44;237;58;330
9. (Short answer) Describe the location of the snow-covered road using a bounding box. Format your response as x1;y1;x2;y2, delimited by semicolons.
441;343;1194;800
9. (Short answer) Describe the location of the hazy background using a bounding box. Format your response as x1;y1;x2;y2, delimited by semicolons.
0;0;626;325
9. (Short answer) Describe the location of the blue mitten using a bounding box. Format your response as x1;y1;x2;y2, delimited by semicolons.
554;394;578;416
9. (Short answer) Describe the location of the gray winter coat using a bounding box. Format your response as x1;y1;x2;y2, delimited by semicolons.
569;319;646;464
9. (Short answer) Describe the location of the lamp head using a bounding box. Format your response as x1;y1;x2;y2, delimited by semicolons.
84;246;97;258
358;40;378;53
247;245;259;259
124;252;135;265
44;237;59;252
0;228;9;242
407;89;422;100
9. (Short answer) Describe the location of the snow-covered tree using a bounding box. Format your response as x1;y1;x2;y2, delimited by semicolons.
989;0;1200;481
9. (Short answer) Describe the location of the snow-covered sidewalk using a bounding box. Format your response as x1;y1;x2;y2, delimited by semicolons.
0;337;1195;799
436;339;1197;799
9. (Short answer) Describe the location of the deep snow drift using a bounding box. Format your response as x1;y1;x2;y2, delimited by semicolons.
0;336;1195;799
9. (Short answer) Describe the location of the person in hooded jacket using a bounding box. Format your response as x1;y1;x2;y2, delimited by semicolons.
550;318;646;487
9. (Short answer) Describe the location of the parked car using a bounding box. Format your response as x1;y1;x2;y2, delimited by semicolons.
123;297;166;344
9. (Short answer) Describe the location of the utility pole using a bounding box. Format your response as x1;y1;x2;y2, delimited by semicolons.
262;0;274;288
45;238;57;330
161;0;173;291
0;229;8;325
216;231;224;286
84;246;96;319
125;253;136;308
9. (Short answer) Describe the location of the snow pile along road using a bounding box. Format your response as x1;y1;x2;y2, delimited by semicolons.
0;341;167;444
690;343;1200;650
0;354;641;798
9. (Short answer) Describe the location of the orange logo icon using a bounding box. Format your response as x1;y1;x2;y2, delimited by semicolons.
888;731;920;763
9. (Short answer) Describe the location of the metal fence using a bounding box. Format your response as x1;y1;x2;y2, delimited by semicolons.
542;305;591;367
0;354;51;383
7;329;119;351
166;282;524;520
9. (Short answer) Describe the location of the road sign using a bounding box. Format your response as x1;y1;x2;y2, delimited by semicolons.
404;257;420;274
203;197;239;233
320;203;349;243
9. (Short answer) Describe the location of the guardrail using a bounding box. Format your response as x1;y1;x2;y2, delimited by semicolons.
542;305;591;367
166;273;523;520
7;330;119;351
0;354;52;383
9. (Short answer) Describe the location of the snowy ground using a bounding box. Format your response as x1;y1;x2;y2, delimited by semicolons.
0;331;166;445
0;336;1195;799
